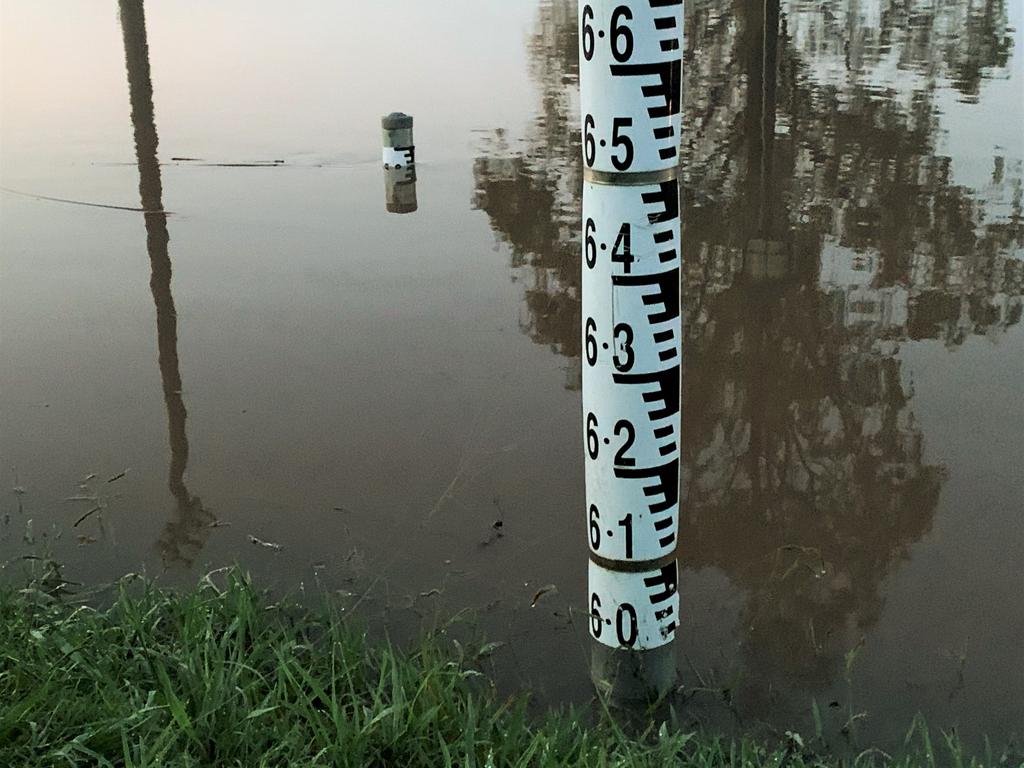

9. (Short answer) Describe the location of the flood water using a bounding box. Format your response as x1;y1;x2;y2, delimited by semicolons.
1;0;1022;751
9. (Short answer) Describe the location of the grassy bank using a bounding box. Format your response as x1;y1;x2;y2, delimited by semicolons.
0;570;1012;767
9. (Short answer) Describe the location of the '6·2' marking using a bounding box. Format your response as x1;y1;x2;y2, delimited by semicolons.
586;413;636;467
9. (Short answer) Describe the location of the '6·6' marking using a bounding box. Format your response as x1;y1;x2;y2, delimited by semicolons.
581;5;634;63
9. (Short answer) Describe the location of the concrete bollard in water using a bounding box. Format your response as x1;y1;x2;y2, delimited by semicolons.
381;112;415;169
579;0;684;702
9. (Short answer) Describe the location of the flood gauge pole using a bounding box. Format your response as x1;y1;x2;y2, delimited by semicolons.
580;0;683;700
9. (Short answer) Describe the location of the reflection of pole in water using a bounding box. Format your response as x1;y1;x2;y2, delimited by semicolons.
740;0;788;281
579;0;683;700
119;0;212;564
384;165;418;214
382;113;417;214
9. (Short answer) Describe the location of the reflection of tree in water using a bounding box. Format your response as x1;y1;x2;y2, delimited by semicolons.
473;0;583;386
782;0;1013;100
473;0;1021;693
119;0;213;566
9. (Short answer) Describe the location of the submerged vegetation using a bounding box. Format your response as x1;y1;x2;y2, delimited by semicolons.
0;569;1015;767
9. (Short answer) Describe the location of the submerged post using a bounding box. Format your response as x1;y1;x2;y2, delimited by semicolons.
381;112;415;169
579;0;683;700
381;112;417;213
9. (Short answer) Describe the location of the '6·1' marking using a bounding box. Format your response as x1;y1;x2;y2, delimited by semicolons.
589;505;635;559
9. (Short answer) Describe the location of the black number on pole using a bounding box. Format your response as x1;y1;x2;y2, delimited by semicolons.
617;513;633;558
585;217;597;269
611;222;633;273
616;603;638;647
581;5;595;61
589;504;601;549
611;117;633;171
613;323;634;372
586;412;600;459
610;6;634;62
585;317;598;366
584;114;596;167
613;420;635;466
591;593;603;637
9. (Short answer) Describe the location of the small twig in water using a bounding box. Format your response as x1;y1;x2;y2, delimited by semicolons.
0;185;169;213
247;535;283;552
530;584;558;608
73;506;103;528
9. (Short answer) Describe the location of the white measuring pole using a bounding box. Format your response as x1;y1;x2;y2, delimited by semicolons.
579;0;683;700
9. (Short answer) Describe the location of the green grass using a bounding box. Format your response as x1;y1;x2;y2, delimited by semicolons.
0;569;1014;767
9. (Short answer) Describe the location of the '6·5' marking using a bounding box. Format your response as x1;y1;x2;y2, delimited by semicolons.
584;115;634;171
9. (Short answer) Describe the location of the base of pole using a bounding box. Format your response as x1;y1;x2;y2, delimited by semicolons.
590;640;677;703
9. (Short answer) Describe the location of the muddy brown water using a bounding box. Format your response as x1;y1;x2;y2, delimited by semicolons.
1;0;1022;751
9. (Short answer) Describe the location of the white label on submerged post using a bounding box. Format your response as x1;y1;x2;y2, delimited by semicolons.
582;180;680;563
383;145;415;169
579;0;683;175
589;559;679;649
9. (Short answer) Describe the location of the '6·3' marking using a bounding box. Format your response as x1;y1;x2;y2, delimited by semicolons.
584;317;635;371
